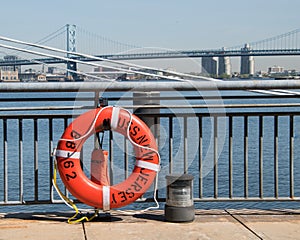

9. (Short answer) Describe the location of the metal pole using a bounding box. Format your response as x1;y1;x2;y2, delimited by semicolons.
2;80;300;92
198;116;203;199
19;119;23;203
274;116;279;198
34;118;38;202
3;119;8;203
259;116;263;199
169;116;173;174
229;116;233;199
289;115;294;199
214;116;218;199
244;116;249;198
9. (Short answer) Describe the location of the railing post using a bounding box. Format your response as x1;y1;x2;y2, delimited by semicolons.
133;91;160;202
133;91;160;134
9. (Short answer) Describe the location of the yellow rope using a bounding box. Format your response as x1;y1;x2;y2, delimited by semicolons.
53;159;99;224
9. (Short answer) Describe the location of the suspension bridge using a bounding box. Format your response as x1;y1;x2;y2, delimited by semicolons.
0;24;300;79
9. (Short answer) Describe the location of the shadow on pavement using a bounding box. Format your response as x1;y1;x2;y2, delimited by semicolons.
2;211;123;223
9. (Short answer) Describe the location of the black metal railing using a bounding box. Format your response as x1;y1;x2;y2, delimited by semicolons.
0;82;300;209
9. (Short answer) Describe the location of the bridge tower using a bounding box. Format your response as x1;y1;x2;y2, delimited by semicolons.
218;47;231;77
240;44;254;76
66;24;77;80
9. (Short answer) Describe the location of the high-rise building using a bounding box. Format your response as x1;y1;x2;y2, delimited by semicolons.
202;57;218;76
240;44;254;75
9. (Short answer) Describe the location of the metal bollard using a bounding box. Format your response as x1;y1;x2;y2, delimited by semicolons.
165;174;195;222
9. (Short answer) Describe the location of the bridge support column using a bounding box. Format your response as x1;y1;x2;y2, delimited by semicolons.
219;48;231;77
240;44;255;76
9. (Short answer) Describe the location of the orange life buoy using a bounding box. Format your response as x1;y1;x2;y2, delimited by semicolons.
55;106;160;210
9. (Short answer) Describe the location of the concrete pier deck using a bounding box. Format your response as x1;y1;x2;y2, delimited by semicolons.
1;209;300;240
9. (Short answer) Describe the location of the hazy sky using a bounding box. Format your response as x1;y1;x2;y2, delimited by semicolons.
1;0;300;72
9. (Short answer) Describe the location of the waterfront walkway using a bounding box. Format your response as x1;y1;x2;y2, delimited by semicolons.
1;209;300;240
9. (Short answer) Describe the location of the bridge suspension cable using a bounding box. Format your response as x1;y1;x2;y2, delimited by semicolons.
35;25;67;45
0;36;208;81
228;28;300;50
76;26;142;55
5;25;67;59
0;35;217;82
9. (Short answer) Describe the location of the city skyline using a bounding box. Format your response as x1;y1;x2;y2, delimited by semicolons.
1;51;297;82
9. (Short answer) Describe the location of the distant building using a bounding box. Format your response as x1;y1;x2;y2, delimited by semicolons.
1;55;21;73
47;67;56;74
19;72;36;82
268;65;284;74
46;74;66;82
37;74;47;82
202;57;218;76
0;70;19;82
92;66;134;80
19;69;37;82
94;66;115;72
240;44;255;75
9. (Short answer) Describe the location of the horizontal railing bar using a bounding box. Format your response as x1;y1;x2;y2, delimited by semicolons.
0;201;24;205
93;95;300;101
1;80;300;92
193;197;300;202
0;114;73;119
0;200;68;206
1;111;300;119
124;197;300;202
134;112;300;118
122;103;300;109
0;97;95;102
2;94;300;104
3;103;300;112
0;103;300;114
0;106;90;112
1;197;300;206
